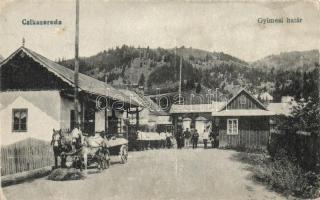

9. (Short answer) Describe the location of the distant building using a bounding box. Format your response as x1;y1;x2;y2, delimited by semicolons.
260;92;274;102
281;96;295;103
118;89;172;132
170;88;294;149
254;92;274;102
170;102;224;139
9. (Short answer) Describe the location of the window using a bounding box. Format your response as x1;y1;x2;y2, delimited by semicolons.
12;109;28;132
227;119;238;135
240;95;246;105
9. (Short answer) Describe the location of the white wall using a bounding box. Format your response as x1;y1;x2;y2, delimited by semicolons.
157;115;171;125
60;97;74;131
182;119;191;131
95;110;105;132
138;109;150;125
0;91;61;145
195;121;206;139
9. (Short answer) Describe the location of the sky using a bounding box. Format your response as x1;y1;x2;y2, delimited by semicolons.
0;0;319;62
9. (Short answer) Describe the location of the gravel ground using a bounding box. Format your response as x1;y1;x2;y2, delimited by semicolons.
1;148;285;200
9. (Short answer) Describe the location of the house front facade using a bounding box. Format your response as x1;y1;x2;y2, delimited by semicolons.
212;89;274;149
170;89;291;149
0;46;139;145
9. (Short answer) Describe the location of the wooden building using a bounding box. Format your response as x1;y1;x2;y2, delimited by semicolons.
212;89;274;149
170;89;294;149
170;102;224;140
0;46;140;145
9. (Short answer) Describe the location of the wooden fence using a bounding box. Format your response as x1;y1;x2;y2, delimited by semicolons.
219;129;269;150
269;132;320;172
1;138;54;176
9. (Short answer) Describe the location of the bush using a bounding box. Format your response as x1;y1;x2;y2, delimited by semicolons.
236;151;320;198
267;150;309;197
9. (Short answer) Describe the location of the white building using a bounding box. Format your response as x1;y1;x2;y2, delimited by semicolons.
0;46;139;145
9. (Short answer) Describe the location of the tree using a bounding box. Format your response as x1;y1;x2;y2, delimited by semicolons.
138;73;145;86
272;97;320;171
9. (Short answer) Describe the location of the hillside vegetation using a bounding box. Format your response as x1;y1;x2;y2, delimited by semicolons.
250;49;319;72
58;46;319;102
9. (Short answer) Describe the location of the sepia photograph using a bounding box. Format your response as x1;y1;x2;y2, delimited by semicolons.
0;0;319;199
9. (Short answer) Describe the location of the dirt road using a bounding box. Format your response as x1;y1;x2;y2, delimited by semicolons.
1;149;285;200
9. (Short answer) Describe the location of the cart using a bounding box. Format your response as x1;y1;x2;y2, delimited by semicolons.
106;137;129;164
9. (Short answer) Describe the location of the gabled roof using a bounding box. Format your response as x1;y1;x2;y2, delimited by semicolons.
0;47;139;106
219;88;267;111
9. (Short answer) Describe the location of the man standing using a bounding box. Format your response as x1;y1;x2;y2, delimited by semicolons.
176;127;183;149
203;128;209;149
209;130;215;148
71;124;83;149
192;129;199;149
165;131;172;148
183;128;191;148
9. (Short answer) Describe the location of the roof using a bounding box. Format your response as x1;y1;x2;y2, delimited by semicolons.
118;89;168;116
170;102;224;114
267;102;296;116
212;109;274;116
0;47;139;107
195;116;208;121
219;88;267;111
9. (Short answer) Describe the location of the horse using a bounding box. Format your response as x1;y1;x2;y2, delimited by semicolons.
51;129;109;173
78;135;110;173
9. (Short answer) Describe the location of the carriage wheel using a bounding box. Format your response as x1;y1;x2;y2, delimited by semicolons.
119;145;128;164
104;149;111;169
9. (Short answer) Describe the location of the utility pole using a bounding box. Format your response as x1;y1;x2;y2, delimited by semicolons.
179;56;182;104
74;0;80;127
105;74;109;136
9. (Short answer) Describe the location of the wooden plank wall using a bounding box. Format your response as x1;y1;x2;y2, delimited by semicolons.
219;129;269;150
226;93;264;110
1;138;54;176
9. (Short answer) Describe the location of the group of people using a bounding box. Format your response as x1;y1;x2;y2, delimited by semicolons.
175;127;218;149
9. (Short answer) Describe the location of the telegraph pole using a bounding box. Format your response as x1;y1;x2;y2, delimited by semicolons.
105;74;109;136
179;56;182;104
74;0;80;127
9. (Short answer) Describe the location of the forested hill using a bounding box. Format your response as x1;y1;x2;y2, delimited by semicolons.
173;47;247;66
57;46;260;93
250;49;319;72
57;46;319;101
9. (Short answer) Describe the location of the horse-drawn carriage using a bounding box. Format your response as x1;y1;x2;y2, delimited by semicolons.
51;129;128;172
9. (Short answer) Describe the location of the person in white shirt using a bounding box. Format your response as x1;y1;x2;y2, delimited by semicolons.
160;131;167;148
202;128;209;149
71;124;83;149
